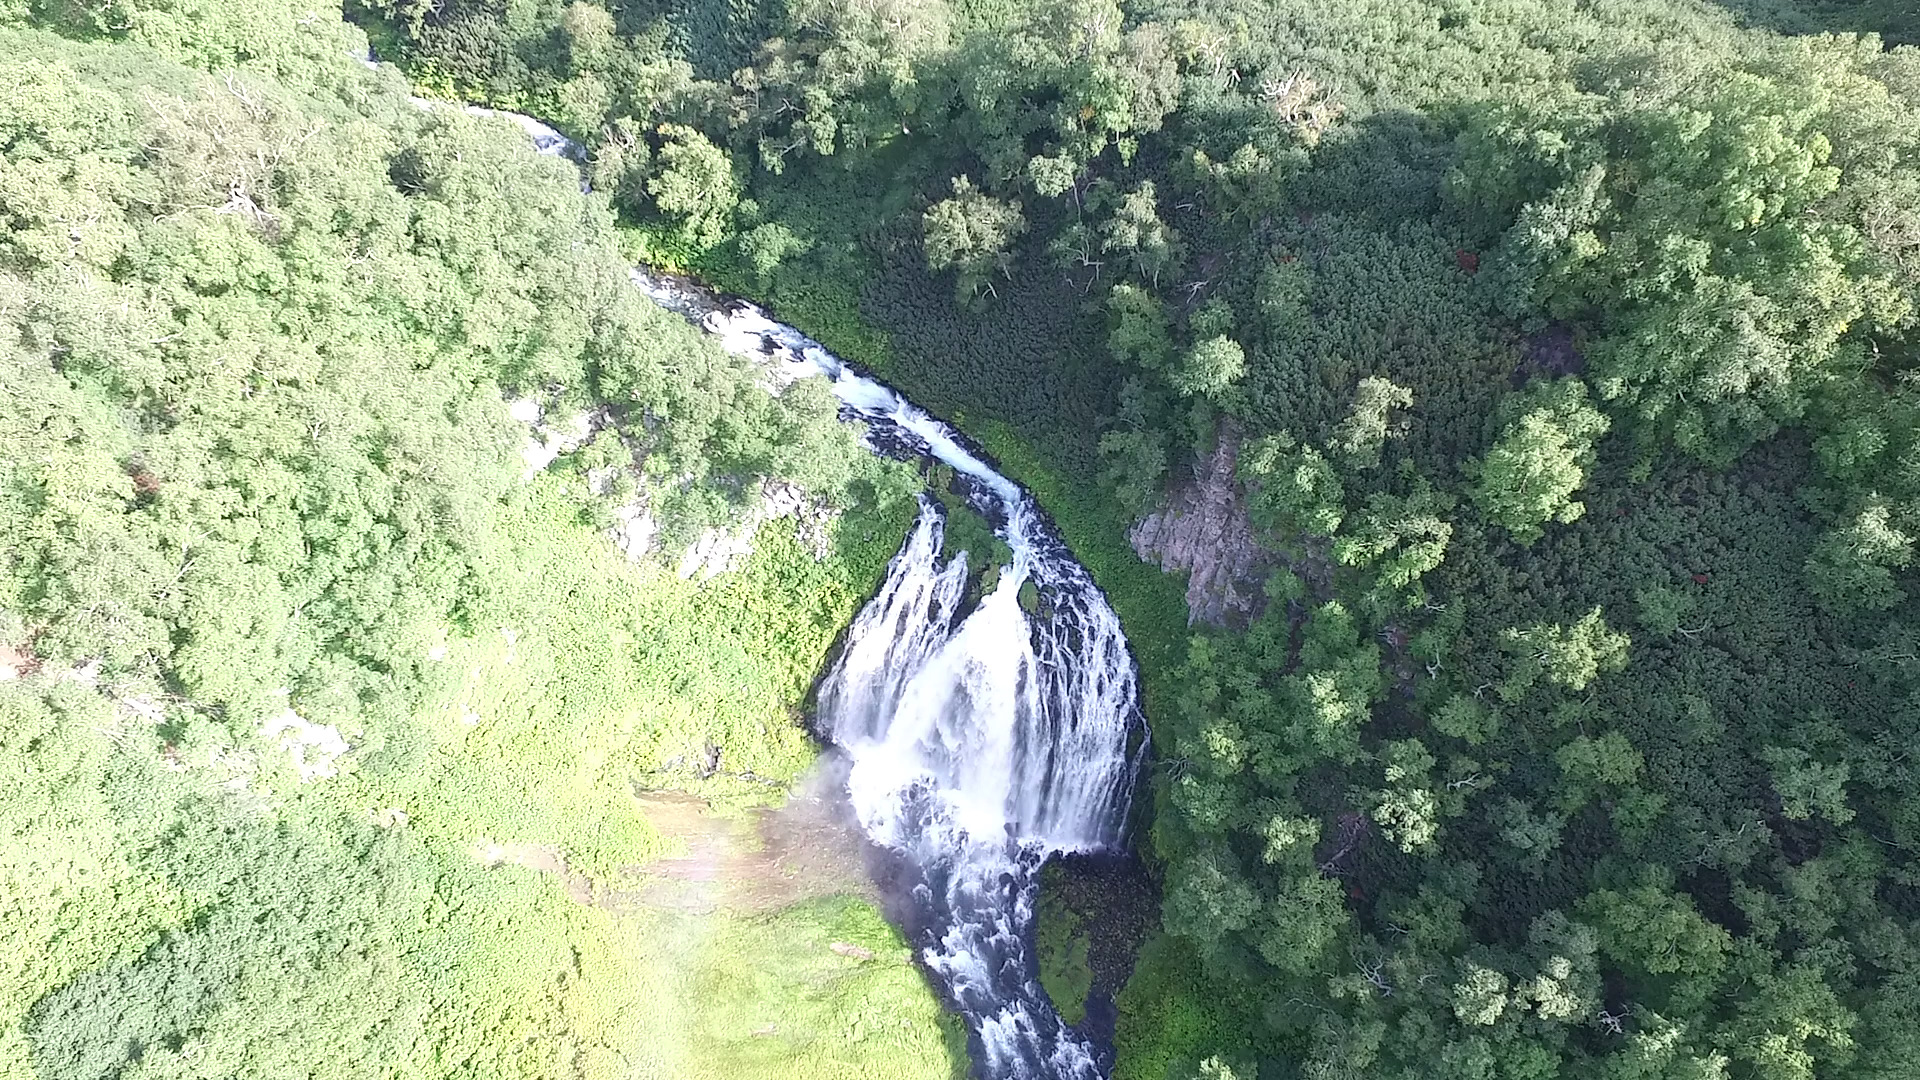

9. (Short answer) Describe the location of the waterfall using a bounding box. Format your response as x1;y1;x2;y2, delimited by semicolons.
634;270;1148;1079
399;82;1148;1079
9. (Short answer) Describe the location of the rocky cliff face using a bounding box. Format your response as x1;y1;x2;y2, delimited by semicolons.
1128;422;1273;627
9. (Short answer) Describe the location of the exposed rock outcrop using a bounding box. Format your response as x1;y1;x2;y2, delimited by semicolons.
674;479;838;579
505;395;838;576
261;708;350;782
611;503;658;560
1128;422;1273;627
0;643;36;681
507;396;598;477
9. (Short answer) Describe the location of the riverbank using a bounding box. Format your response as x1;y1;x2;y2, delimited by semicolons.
475;752;967;1080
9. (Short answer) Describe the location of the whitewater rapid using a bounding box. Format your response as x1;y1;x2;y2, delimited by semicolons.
634;271;1148;1079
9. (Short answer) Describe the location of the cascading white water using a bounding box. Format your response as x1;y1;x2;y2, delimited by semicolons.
428;97;1145;1075
634;270;1148;1079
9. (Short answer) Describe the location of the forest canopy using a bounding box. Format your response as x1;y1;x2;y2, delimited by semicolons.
346;0;1920;1073
8;0;1920;1075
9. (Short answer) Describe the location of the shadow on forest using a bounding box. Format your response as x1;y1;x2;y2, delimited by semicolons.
1289;108;1453;225
1701;0;1917;45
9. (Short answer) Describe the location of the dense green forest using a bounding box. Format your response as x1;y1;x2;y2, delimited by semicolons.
8;0;1920;1073
0;6;960;1077
341;0;1920;1075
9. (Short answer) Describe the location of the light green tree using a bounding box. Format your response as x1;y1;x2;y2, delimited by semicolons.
736;221;808;283
1580;878;1730;991
1499;608;1629;700
1240;432;1345;537
1553;730;1643;812
922;175;1028;302
559;1;616;72
647;124;740;249
1169;336;1246;402
1331;377;1413;471
1452;965;1511;1026
1106;283;1173;369
1491;796;1566;874
1333;487;1453;610
1367;738;1442;853
1252;874;1347;975
1432;694;1499;746
1099;181;1183;286
1762;747;1854;824
1097;428;1168;514
1162;846;1261;947
1805;499;1913;612
1469;378;1611;544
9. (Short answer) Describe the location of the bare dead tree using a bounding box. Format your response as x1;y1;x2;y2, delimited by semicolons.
1257;71;1344;144
1357;958;1393;997
1318;811;1368;874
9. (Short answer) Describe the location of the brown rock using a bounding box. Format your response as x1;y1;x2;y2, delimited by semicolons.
1128;421;1273;627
